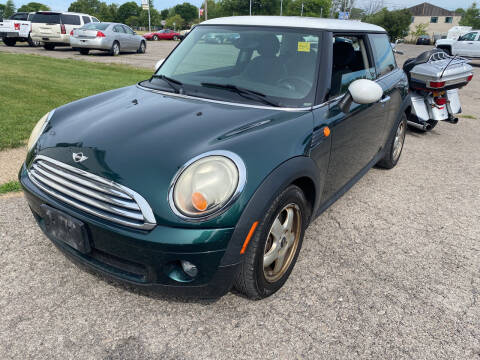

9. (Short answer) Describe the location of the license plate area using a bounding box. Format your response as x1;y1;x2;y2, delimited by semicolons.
41;204;91;254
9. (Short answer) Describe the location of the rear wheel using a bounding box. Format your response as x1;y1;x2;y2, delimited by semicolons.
377;112;407;169
153;35;158;41
173;35;179;41
43;43;55;50
234;185;310;299
110;41;120;56
27;35;39;47
79;48;89;55
3;38;16;46
137;41;146;54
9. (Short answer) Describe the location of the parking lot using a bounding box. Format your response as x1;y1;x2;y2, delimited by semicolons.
0;42;479;359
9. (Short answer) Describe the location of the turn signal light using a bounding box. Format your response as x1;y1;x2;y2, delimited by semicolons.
467;74;473;82
96;31;106;38
70;30;74;36
428;81;446;89
191;192;208;211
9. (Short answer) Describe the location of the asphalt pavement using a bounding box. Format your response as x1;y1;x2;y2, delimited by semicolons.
0;44;479;359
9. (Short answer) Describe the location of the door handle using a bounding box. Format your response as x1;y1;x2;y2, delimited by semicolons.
379;95;390;103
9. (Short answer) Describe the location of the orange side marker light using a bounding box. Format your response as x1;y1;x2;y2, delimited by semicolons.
192;192;208;211
240;221;259;254
323;126;331;137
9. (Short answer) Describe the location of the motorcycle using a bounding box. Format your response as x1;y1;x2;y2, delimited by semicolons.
401;48;473;131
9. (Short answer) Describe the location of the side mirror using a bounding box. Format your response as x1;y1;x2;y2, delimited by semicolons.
154;59;165;71
339;79;383;113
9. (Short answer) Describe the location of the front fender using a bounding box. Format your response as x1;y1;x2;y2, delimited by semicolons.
220;156;321;266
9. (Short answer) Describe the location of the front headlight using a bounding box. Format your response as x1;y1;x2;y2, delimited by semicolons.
27;110;54;151
169;151;246;220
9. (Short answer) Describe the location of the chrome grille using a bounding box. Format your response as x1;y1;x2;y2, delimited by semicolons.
28;155;156;230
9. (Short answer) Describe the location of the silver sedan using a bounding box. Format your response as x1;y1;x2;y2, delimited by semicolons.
70;22;146;56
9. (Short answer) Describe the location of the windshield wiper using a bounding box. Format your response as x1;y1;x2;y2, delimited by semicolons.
201;82;281;107
151;74;184;94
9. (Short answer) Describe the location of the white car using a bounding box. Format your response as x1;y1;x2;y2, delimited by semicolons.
0;12;39;46
31;11;99;50
436;30;480;58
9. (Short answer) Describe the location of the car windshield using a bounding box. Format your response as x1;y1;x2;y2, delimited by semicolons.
144;25;322;108
31;13;60;24
81;23;109;30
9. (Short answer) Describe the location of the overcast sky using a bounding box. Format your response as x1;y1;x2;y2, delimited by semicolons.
10;0;477;13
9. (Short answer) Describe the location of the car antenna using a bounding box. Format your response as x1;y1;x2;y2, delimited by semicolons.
440;54;458;79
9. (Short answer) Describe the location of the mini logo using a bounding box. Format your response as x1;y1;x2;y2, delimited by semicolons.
72;152;88;163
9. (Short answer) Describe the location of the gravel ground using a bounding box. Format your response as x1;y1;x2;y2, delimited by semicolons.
0;40;177;69
0;43;479;359
0;147;26;184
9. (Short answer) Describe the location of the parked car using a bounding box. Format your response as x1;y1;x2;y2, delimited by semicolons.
416;35;431;45
143;29;181;41
436;30;480;57
70;22;146;56
30;11;99;50
0;12;39;47
20;16;409;299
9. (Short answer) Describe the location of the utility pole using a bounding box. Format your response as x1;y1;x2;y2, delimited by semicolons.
147;4;151;32
205;0;208;20
249;0;252;15
301;2;304;16
280;0;283;15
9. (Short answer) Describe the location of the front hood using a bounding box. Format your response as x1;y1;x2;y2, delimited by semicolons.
30;85;313;228
436;39;455;46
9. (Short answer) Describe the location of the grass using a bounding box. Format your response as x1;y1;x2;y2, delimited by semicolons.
0;53;152;150
459;114;476;119
0;181;22;194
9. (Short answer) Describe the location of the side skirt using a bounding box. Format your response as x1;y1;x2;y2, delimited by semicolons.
314;149;385;219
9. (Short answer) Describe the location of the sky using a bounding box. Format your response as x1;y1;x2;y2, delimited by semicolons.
7;0;478;13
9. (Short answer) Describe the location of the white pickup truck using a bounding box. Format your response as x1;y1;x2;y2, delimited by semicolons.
436;30;480;58
0;12;39;47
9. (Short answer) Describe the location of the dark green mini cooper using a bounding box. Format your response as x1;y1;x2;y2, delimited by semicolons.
20;16;409;299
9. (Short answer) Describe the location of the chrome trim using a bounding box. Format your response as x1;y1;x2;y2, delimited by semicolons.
168;150;247;222
136;83;313;112
27;155;156;230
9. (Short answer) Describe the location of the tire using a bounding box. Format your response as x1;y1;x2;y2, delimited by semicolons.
153;35;158;41
27;35;39;47
3;38;16;46
79;48;89;55
173;35;179;41
43;43;55;50
137;41;146;54
377;112;407;169
110;41;120;56
234;185;310;299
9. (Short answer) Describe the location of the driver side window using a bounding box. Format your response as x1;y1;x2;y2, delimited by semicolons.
460;32;477;41
329;35;375;98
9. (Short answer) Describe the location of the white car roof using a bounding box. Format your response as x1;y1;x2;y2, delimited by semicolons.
201;16;386;33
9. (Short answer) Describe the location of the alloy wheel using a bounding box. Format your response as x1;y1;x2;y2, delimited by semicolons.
263;204;302;283
393;119;406;161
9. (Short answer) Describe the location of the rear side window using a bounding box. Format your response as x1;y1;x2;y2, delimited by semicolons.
369;34;396;77
61;14;81;25
10;13;28;20
92;17;99;23
31;13;61;24
123;25;135;35
82;16;91;24
114;25;125;33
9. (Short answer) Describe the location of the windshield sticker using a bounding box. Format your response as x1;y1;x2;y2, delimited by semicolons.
297;42;311;52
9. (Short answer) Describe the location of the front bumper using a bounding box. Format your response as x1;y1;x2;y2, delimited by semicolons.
70;37;112;50
20;165;239;298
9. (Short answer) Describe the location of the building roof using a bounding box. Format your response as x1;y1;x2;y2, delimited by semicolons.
201;16;386;33
408;2;456;16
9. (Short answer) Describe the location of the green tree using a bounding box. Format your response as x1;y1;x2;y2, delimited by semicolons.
96;3;118;22
68;0;103;16
410;23;428;38
455;8;465;17
4;0;15;18
349;7;365;19
364;8;411;40
17;2;50;12
165;14;184;30
160;9;169;19
173;2;197;23
459;2;480;28
286;0;330;17
0;4;6;18
117;1;140;23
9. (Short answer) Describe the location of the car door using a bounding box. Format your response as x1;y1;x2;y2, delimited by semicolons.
454;32;478;56
113;25;126;50
314;33;388;202
122;25;137;50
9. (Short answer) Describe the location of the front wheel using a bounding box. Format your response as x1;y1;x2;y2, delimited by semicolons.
377;112;407;169
27;35;39;47
137;41;146;54
234;185;310;299
173;35;179;41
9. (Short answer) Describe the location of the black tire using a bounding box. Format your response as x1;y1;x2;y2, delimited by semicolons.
110;41;120;56
27;35;39;47
3;38;16;46
79;48;89;55
137;41;146;54
43;43;55;50
377;112;407;169
234;185;310;299
173;35;179;41
153;35;158;41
